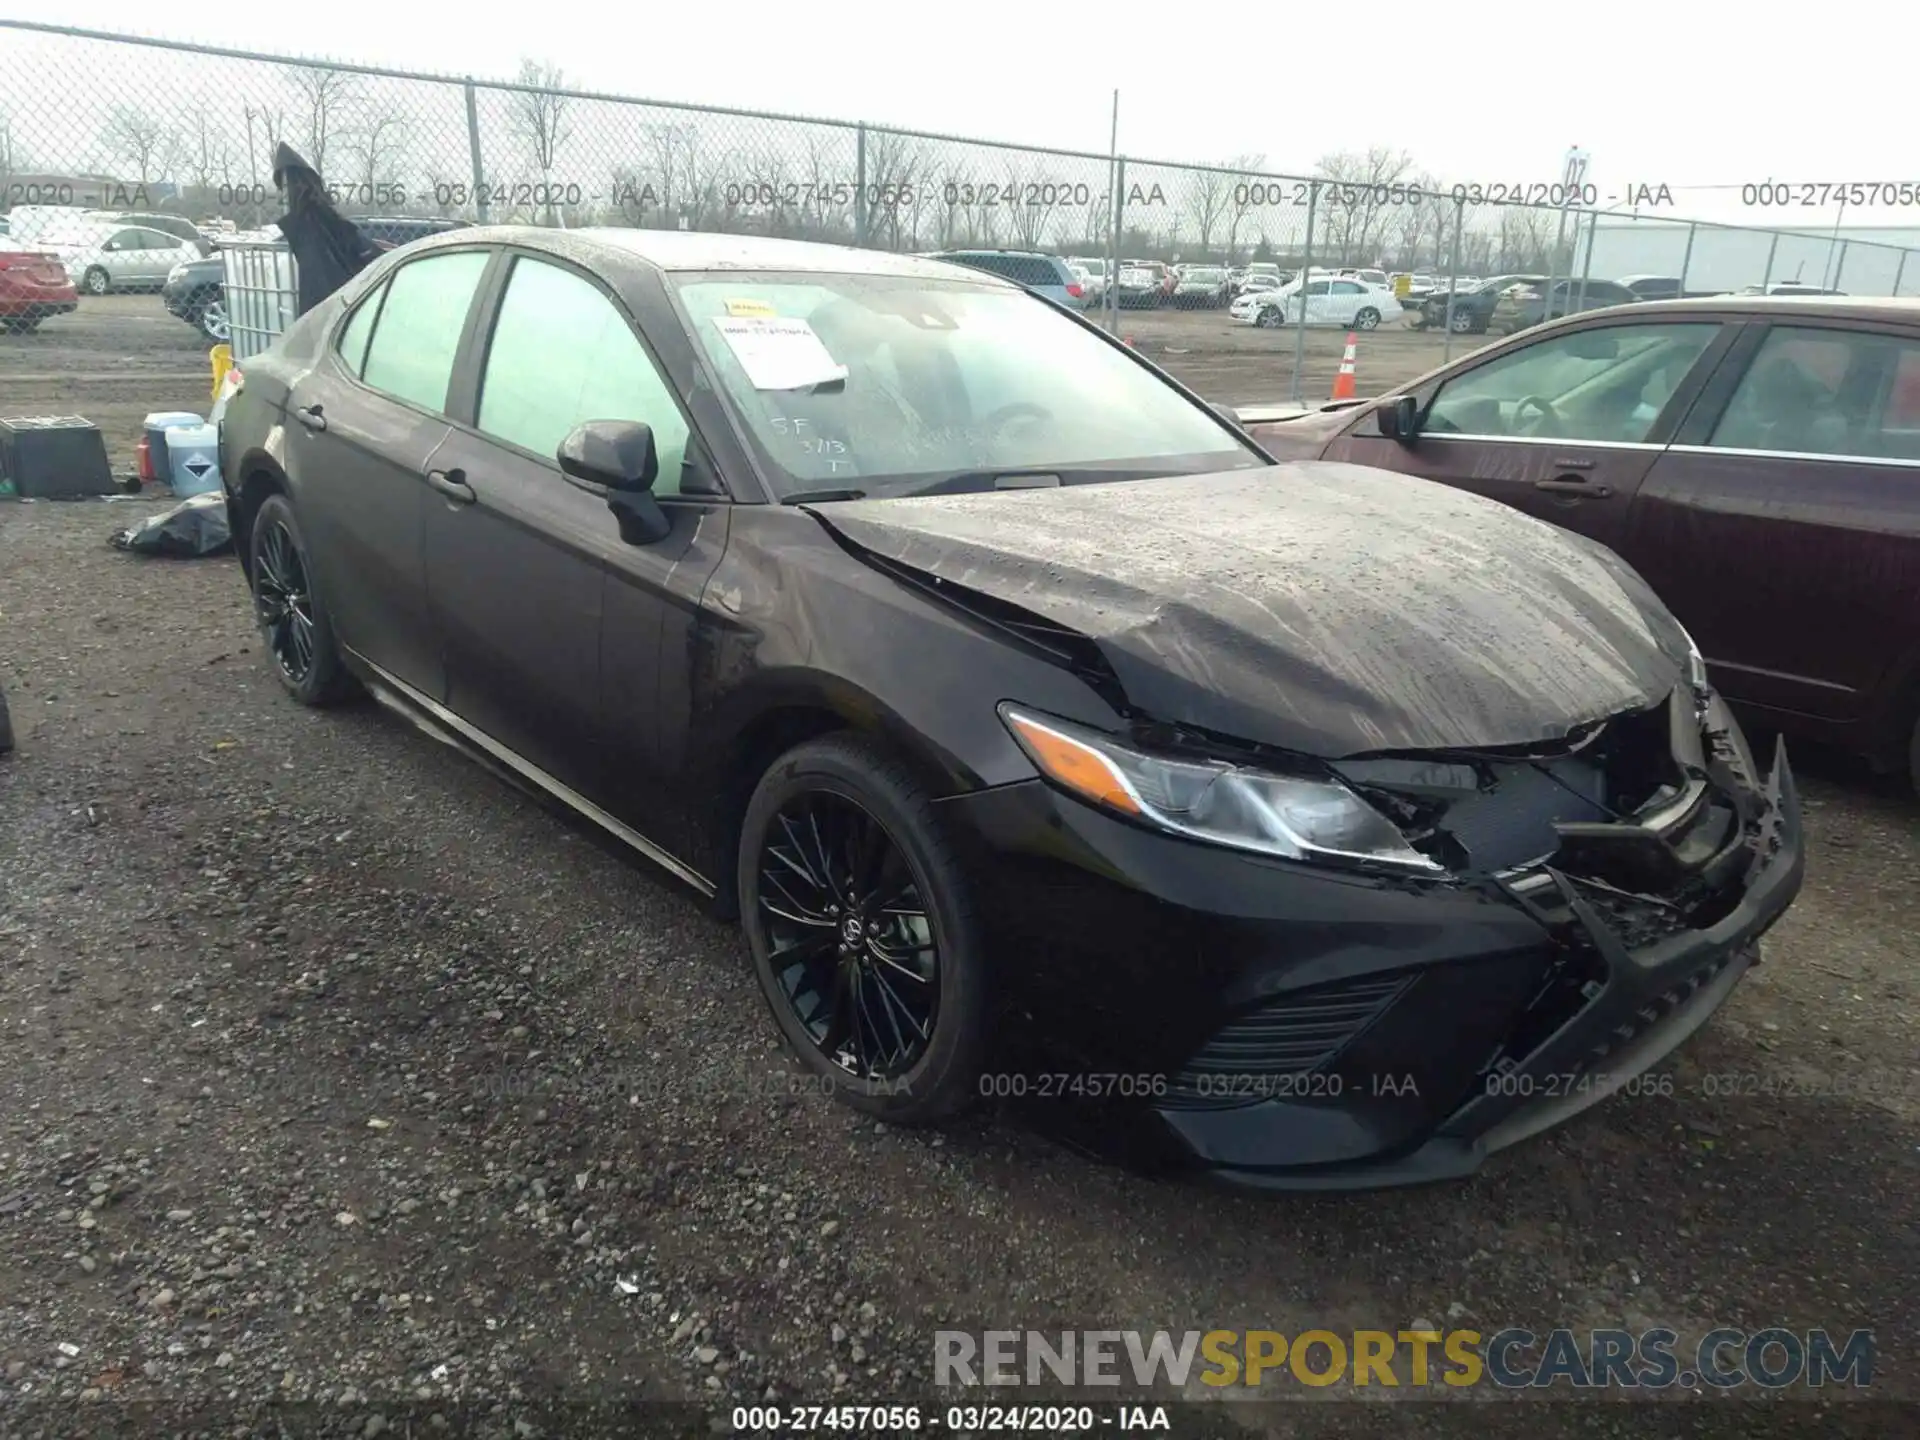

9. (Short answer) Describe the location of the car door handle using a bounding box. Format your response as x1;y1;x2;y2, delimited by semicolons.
426;468;475;504
1534;477;1612;497
294;404;326;432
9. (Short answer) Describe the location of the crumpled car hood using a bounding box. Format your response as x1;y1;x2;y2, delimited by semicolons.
809;463;1691;758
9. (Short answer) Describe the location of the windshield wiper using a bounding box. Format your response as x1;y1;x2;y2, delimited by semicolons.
781;487;869;504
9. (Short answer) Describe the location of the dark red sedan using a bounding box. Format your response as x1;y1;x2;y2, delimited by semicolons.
1246;296;1920;792
0;240;79;333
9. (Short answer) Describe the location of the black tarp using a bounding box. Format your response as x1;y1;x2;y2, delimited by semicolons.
111;492;233;558
271;142;384;317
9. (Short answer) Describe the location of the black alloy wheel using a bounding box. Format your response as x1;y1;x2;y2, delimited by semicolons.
739;734;988;1123
248;493;355;706
255;516;317;684
760;791;938;1078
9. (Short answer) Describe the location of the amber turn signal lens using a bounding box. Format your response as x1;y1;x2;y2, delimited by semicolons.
1004;712;1142;816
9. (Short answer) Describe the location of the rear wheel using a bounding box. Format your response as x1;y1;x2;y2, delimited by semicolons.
198;296;230;342
248;493;356;706
1355;307;1381;330
738;733;988;1124
1448;308;1476;334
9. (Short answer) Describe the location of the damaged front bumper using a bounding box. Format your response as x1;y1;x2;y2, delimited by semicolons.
942;716;1805;1191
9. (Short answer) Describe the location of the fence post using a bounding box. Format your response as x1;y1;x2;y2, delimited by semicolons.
1576;208;1595;307
1896;251;1909;298
1762;231;1778;288
1442;193;1464;364
1106;157;1126;335
1289;180;1317;406
1677;222;1696;296
854;124;868;248
463;79;488;224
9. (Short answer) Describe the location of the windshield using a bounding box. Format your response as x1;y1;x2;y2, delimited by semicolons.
1186;268;1226;281
672;271;1259;499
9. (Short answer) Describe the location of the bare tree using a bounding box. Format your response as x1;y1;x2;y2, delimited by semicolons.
1314;146;1415;264
508;60;572;224
861;128;926;251
99;104;182;185
1004;161;1065;250
641;121;695;227
182;107;237;196
284;65;362;176
350;99;411;205
1178;167;1234;260
0;107;24;189
1496;205;1554;270
1220;153;1266;262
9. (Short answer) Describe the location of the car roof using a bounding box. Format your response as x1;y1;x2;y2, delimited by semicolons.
1571;294;1920;324
402;225;1013;284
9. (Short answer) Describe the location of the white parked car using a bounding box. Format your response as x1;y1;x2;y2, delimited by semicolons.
1232;276;1404;330
41;222;200;295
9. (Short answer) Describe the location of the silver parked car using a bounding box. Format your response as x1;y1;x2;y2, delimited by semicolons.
54;224;198;295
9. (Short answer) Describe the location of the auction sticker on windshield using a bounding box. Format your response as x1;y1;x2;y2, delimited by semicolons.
725;298;779;318
713;315;849;390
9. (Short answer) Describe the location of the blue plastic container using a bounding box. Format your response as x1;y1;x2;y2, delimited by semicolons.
142;411;203;484
166;423;222;498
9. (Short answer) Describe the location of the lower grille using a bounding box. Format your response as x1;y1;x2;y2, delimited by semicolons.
1164;973;1411;1110
1580;951;1735;1071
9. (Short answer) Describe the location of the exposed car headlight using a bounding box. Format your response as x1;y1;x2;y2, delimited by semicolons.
999;705;1442;874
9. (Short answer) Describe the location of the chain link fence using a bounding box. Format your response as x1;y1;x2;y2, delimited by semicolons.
4;20;1919;397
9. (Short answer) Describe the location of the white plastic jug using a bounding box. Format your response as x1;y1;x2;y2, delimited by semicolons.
166;423;222;498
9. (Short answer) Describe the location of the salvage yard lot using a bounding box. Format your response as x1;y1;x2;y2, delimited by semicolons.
1;294;1918;1436
1;296;1468;456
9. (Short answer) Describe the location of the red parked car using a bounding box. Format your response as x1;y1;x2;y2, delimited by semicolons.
1247;295;1920;793
0;239;80;333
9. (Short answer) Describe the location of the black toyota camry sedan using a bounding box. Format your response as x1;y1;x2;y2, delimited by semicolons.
216;227;1804;1190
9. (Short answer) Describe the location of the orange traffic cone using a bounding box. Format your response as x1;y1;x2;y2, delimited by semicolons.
1331;332;1359;400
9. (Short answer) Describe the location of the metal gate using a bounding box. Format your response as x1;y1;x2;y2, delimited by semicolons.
219;239;297;362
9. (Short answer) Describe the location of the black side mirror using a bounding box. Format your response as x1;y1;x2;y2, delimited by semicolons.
557;420;671;545
1376;394;1420;444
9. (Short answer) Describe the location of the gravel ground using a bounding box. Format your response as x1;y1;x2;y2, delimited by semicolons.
2;299;1918;1440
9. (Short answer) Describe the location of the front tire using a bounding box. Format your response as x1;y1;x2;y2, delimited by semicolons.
738;733;989;1125
248;493;356;706
1255;305;1284;328
1355;307;1381;330
82;267;110;296
1448;308;1476;334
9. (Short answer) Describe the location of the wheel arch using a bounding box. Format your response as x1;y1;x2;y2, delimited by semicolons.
228;455;291;582
698;671;982;920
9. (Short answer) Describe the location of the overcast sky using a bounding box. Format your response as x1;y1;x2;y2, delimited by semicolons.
5;1;1901;228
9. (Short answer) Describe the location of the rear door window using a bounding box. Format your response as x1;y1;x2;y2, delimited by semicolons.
336;280;388;378
1710;325;1920;460
358;250;490;414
